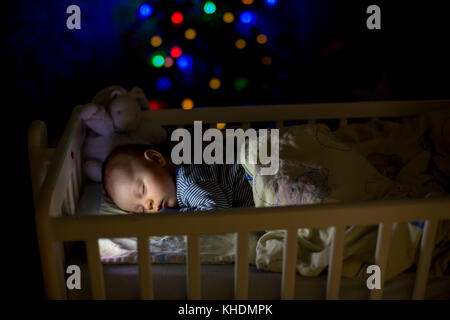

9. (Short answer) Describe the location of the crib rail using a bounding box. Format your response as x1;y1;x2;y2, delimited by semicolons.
50;197;450;300
30;100;450;300
148;99;450;126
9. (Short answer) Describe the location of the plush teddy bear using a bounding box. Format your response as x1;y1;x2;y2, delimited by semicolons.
80;85;167;182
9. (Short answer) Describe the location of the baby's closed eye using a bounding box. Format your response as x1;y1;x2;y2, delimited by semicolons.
141;182;145;196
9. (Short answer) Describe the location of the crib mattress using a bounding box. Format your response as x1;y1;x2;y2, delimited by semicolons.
68;183;450;300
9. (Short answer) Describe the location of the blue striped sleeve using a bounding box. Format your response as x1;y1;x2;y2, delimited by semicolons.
178;180;232;212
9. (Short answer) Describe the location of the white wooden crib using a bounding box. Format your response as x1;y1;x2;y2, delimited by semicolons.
28;100;450;300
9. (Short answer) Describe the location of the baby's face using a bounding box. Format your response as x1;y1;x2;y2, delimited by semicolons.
109;154;177;213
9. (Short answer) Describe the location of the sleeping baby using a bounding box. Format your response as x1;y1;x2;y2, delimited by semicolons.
102;144;254;213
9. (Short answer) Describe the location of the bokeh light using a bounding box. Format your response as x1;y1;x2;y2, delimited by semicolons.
185;28;197;40
139;4;153;18
223;12;234;23
242;0;254;5
262;56;272;65
234;77;249;90
148;100;163;110
235;38;246;49
177;55;193;70
256;34;268;44
240;11;255;24
216;123;226;130
209;77;221;90
156;76;172;92
164;56;174;67
171;12;184;24
203;2;216;14
213;65;223;76
150;35;162;47
170;46;183;58
182;98;194;109
266;0;278;6
151;54;165;67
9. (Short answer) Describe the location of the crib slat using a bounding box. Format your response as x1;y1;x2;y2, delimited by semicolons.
138;236;154;300
86;239;106;300
412;219;438;300
235;232;249;299
370;222;393;300
326;226;345;300
75;152;83;194
71;170;79;211
281;228;298;300
66;183;76;215
186;234;201;299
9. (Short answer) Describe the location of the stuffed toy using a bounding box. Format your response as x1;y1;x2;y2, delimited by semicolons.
80;85;167;182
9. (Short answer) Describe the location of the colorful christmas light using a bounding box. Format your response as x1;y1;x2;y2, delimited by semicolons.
156;76;172;92
177;55;193;70
170;46;183;58
139;4;153;18
150;35;162;47
171;12;184;24
151;54;165;67
209;78;221;90
185;28;197;40
182;98;194;109
235;38;246;49
240;11;255;24
223;12;234;23
203;2;216;14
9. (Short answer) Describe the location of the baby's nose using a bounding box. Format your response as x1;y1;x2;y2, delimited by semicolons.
145;199;154;211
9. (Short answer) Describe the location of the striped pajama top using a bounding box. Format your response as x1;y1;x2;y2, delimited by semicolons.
175;163;254;212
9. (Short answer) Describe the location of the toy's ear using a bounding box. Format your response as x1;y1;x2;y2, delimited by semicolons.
110;88;126;100
92;85;127;106
130;87;149;110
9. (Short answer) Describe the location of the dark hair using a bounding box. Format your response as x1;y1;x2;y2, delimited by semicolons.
101;141;173;199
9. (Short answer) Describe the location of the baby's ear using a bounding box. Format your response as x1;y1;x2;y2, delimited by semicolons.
144;149;166;166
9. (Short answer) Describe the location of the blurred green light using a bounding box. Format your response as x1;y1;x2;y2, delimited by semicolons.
151;54;165;67
204;2;216;14
234;77;249;91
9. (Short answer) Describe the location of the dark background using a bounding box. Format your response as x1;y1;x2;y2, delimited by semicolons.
2;0;449;299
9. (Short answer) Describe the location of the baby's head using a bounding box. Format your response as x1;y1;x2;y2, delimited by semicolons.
102;144;177;213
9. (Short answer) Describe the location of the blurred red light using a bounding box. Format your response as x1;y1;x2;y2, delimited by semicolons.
171;12;184;24
170;46;183;58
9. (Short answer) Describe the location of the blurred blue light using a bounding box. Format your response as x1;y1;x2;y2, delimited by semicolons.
213;65;223;76
266;0;277;6
156;76;172;92
240;11;255;24
139;4;153;18
177;56;193;70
